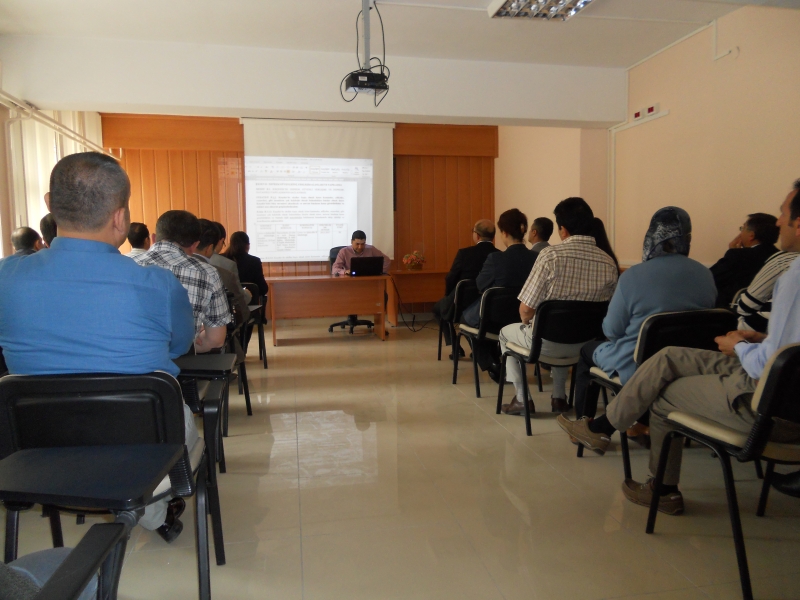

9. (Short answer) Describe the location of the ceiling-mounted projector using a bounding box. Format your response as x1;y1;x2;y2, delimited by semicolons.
340;0;390;107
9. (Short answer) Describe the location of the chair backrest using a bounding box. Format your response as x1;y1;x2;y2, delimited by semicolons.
452;279;479;321
529;300;609;361
477;287;522;338
0;373;186;460
750;343;800;424
634;309;738;365
329;246;346;270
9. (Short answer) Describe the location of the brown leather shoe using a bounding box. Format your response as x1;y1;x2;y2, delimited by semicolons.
551;396;569;413
622;478;684;515
501;396;535;416
557;415;611;455
626;422;651;448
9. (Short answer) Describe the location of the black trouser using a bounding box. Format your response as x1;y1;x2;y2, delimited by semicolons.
433;295;455;345
473;339;499;372
573;340;605;418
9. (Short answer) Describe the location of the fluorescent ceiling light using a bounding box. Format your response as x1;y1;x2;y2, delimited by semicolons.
487;0;595;21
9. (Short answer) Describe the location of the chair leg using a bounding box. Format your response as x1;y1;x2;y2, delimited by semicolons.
619;431;632;481
520;357;533;437
46;506;64;548
240;361;253;416
205;454;226;567
754;459;764;480
646;430;678;534
718;450;754;600
5;508;19;562
496;354;507;414
437;323;443;361
222;379;230;438
203;397;224;478
535;363;543;393
452;332;462;385
467;338;481;398
756;460;775;517
195;458;211;600
260;320;268;369
567;365;577;409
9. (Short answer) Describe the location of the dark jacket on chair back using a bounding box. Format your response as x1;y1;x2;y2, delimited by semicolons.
444;241;499;295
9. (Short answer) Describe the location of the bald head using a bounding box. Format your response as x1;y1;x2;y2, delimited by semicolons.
11;227;42;252
473;219;495;242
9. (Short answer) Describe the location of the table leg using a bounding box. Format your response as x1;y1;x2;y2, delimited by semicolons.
269;290;278;346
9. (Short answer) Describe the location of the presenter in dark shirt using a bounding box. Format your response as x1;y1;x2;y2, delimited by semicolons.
461;209;538;376
433;219;499;353
709;213;779;306
223;231;268;297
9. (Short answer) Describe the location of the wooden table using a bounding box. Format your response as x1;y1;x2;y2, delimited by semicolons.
265;275;389;345
386;269;448;326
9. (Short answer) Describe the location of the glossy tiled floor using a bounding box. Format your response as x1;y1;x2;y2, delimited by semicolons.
5;318;800;599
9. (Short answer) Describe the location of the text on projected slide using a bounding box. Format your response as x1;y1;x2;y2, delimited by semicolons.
245;157;373;262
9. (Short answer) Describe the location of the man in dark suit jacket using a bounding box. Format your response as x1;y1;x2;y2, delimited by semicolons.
710;213;779;307
433;219;499;350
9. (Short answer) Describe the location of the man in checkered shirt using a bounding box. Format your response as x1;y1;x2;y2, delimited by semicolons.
499;197;618;415
135;210;232;353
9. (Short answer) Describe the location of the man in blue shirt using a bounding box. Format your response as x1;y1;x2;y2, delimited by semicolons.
559;179;800;515
0;152;196;541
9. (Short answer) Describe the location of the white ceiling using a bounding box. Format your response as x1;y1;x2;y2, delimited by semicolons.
0;0;798;68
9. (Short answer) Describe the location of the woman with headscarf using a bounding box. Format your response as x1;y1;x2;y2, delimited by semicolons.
570;207;717;421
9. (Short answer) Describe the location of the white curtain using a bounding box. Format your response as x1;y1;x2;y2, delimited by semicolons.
8;111;103;233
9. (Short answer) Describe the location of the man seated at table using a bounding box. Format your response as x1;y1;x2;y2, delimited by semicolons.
332;230;391;276
499;198;619;415
558;180;800;515
0;152;197;542
528;217;553;254
135;210;231;353
710;212;779;306
433;219;498;357
1;227;43;264
124;221;151;258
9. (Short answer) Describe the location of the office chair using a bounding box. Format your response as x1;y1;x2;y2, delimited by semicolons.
241;282;267;369
327;245;375;334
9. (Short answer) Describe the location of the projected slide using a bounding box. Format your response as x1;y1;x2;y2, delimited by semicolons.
244;157;373;262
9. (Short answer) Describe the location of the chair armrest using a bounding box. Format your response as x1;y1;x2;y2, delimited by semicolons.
35;523;126;600
202;380;226;406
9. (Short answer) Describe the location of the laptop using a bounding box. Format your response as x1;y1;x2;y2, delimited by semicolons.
349;256;384;277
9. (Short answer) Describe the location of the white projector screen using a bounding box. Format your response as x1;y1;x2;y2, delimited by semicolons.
241;119;395;263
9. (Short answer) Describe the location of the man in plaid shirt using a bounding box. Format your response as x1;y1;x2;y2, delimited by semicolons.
135;210;231;353
499;198;618;415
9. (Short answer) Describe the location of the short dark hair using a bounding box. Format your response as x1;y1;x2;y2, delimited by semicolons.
791;179;800;222
40;213;57;246
197;219;222;251
49;152;130;231
127;222;150;248
214;221;226;241
531;217;554;241
745;213;779;245
553;197;594;236
352;230;366;241
11;227;41;251
155;210;201;248
497;209;528;242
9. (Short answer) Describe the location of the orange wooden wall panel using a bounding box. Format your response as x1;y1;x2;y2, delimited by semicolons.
394;123;498;158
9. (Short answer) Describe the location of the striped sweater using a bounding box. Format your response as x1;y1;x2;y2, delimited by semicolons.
736;250;800;332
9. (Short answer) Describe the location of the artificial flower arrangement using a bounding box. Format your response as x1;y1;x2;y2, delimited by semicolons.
402;251;426;270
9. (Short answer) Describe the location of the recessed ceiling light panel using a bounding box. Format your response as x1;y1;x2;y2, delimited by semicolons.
487;0;595;21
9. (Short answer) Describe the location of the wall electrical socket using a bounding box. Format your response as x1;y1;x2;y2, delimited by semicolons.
633;103;660;120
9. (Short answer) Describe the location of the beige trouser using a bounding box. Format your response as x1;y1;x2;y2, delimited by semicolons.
605;347;757;486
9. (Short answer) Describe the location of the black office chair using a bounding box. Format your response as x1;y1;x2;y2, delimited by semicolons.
454;286;521;398
437;279;479;361
222;291;252;418
241;282;267;369
0;373;223;600
646;344;800;600
327;245;374;334
497;300;608;436
580;308;740;479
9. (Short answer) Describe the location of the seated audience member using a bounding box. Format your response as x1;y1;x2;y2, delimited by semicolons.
2;227;43;263
0;152;196;542
124;221;151;258
210;221;240;277
528;216;554;253
558;180;800;515
461;210;537;378
736;249;799;332
571;207;717;420
331;230;391;276
710;212;779;306
135;210;231;353
499;198;619;416
223;231;268;298
433;219;498;355
39;212;57;248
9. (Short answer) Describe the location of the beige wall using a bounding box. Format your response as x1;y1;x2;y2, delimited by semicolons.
496;126;608;246
613;6;800;266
